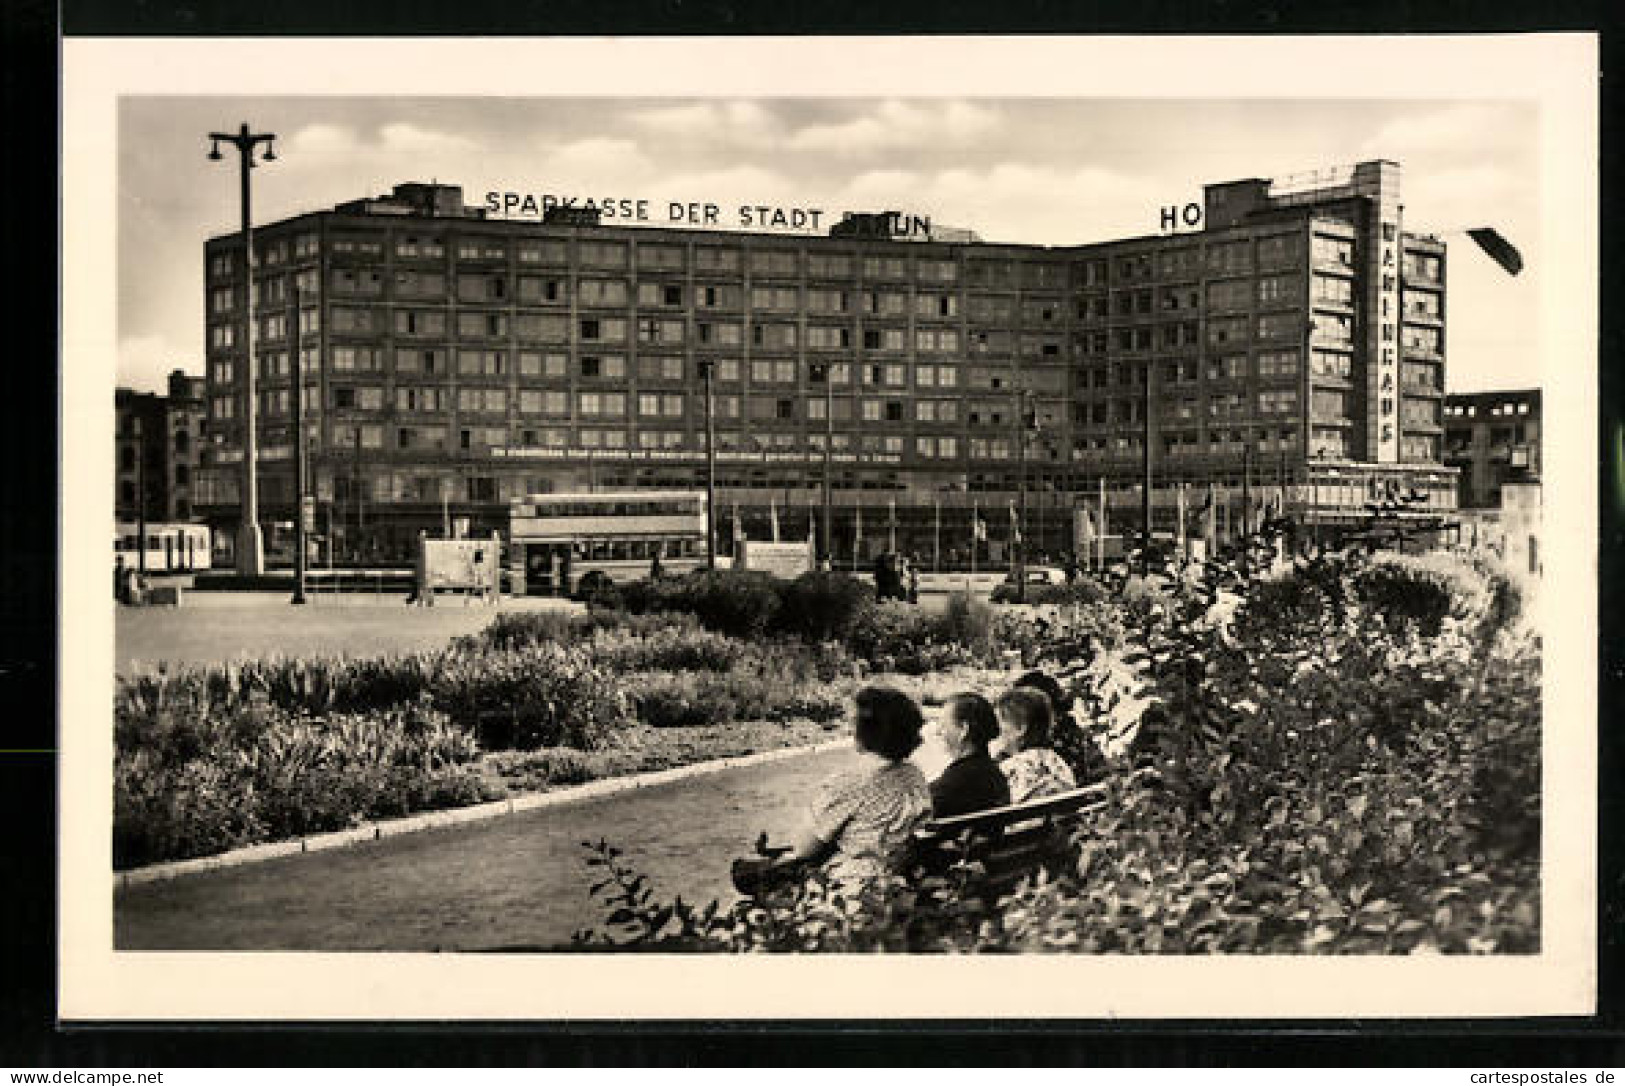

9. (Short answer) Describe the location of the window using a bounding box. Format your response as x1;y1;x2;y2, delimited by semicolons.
861;255;908;280
332;346;383;373
695;247;741;273
1405;290;1441;319
749;250;799;277
578;279;629;307
807;253;852;278
579;355;627;379
457;388;508;414
750;286;800;311
515;314;570;342
1312;312;1353;345
1256;313;1301;340
396;387;446;413
1256;275;1300;305
1312;389;1351;417
1208;317;1248;347
1402;326;1442;354
518;276;566;304
1205;241;1251;274
1312;233;1354;267
914;328;960;353
697;321;743;346
752;323;799;350
637;318;686;345
1403;251;1442;282
1206;280;1250;310
1257;234;1301;268
578;242;626;269
637;244;685;271
395;310;447;337
637;282;686;307
578;317;627;343
516;239;567;265
457;350;507;377
395;348;445;375
456;312;509;338
1258;389;1299;416
806;326;851;350
1311;349;1353;379
1313;274;1354;306
1257;350;1299;378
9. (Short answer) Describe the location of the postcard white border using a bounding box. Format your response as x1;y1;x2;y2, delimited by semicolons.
62;33;1598;1020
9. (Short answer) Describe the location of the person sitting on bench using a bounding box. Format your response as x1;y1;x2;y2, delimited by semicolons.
929;692;1010;818
759;685;933;890
993;688;1077;804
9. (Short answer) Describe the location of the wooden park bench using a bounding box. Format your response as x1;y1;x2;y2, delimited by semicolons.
733;781;1111;901
910;782;1110;898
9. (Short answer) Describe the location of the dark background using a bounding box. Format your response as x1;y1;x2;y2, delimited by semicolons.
7;0;1621;1066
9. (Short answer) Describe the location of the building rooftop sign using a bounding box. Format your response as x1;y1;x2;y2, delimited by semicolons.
483;189;952;239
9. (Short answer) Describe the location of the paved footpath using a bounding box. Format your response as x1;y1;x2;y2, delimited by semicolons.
115;743;867;952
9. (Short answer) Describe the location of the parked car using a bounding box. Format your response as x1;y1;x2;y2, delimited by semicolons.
989;566;1067;603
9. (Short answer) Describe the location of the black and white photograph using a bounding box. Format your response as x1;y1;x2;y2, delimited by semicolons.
61;35;1597;1020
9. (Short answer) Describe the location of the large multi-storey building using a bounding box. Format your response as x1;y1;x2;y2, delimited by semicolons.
196;160;1457;565
1444;388;1541;509
116;368;207;524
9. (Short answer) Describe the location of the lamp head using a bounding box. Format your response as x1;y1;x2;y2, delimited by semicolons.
262;142;277;163
208;140;223;161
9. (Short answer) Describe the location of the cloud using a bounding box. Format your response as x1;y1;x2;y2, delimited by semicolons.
1360;103;1525;159
378;122;476;156
119;334;191;393
628;100;779;141
282;122;355;160
830;162;1149;244
788;100;1000;155
543;137;652;180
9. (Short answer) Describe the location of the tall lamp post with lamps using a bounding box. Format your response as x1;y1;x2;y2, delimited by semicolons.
208;123;277;577
697;359;718;570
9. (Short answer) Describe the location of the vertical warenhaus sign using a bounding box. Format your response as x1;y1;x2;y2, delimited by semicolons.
1364;162;1402;463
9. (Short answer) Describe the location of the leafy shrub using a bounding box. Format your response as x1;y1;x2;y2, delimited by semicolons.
576;542;1541;956
588;621;750;674
573;570;622;609
623;668;848;729
774;571;877;644
939;591;1001;660
431;642;631;751
624;671;740;728
471;610;590;651
113;701;494;869
1021;580;1108;607
616;569;783;640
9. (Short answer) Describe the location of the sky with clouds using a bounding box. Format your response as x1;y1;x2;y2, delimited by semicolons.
118;96;1540;394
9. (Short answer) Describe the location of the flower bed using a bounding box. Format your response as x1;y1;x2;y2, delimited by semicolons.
115;595;1031;869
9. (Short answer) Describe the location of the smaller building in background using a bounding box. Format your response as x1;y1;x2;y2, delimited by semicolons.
115;368;208;524
1443;388;1540;509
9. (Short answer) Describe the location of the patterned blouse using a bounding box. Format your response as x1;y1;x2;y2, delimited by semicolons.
999;747;1078;804
808;754;933;885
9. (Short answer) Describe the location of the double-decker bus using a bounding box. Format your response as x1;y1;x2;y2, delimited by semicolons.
114;522;213;573
508;491;708;595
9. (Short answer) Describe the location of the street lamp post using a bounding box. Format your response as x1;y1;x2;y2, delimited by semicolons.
821;364;834;565
1015;389;1034;602
289;284;307;605
1141;361;1155;573
208;122;277;577
133;415;147;576
698;359;718;570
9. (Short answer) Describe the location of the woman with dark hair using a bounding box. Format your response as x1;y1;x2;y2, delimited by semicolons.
994;687;1078;803
773;684;933;886
929;692;1010;817
1014;667;1109;784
